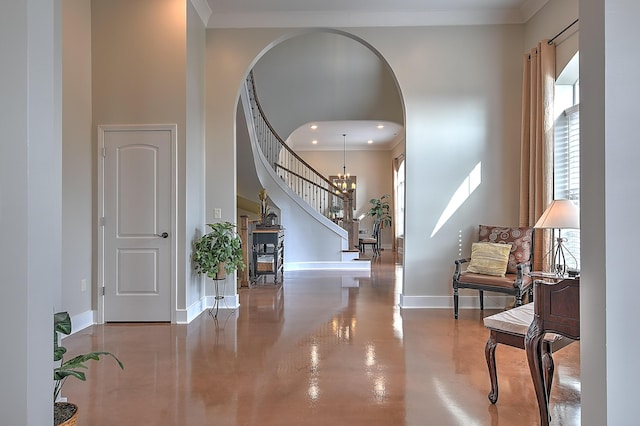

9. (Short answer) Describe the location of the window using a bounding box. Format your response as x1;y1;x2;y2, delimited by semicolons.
394;158;405;238
554;57;580;269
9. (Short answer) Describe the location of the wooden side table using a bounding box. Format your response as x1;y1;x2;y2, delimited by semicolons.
525;277;580;426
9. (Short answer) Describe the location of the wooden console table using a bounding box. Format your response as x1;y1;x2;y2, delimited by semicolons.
252;228;284;284
525;277;580;426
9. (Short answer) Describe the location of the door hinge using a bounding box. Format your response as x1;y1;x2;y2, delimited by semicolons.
99;217;105;227
102;286;105;296
102;147;106;157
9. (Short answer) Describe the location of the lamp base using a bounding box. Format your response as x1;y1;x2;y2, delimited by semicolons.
548;235;578;277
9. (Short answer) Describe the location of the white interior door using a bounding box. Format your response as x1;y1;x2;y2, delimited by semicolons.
100;126;174;322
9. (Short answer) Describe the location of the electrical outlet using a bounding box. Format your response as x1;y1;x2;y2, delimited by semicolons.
214;208;222;219
81;279;87;292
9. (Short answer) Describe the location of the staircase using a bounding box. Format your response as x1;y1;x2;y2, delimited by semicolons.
240;72;368;271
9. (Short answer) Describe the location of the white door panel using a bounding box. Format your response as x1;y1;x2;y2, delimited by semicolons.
101;127;174;322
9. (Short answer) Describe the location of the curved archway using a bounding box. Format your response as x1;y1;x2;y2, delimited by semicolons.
234;29;406;268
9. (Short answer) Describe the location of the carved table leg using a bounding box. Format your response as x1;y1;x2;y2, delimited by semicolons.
485;331;499;403
542;344;555;399
526;318;551;426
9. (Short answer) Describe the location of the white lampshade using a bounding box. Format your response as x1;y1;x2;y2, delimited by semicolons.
534;199;580;229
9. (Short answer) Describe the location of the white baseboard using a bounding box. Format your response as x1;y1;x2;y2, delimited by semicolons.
178;294;241;323
68;310;95;334
286;260;371;271
205;294;240;310
399;294;512;309
176;299;207;324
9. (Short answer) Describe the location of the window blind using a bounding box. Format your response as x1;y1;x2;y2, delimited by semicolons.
553;104;580;268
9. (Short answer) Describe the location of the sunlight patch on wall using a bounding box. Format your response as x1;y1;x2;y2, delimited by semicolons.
430;162;481;238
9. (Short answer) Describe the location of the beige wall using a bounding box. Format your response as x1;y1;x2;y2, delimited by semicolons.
62;0;577;317
92;0;187;125
91;0;190;316
297;149;395;247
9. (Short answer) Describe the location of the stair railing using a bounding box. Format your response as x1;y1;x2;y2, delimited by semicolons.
245;71;345;220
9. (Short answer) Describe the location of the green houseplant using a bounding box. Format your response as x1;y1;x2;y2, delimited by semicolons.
367;194;392;228
54;311;124;426
192;221;246;279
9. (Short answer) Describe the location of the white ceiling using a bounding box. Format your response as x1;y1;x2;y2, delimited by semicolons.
288;120;403;151
201;0;550;28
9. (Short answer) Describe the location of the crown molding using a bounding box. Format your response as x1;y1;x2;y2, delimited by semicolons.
207;8;528;29
190;0;212;26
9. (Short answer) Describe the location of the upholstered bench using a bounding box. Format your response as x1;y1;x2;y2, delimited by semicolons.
483;303;574;404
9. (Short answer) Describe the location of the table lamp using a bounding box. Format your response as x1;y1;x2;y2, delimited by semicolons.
534;199;580;276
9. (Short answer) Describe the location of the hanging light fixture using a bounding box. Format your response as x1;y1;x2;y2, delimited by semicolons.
335;133;355;193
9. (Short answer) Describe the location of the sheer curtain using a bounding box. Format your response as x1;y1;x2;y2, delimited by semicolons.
519;40;555;271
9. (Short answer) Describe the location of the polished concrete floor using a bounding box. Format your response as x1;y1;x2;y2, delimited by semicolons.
61;252;580;425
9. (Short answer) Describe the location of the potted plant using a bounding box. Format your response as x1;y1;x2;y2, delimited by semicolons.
192;221;246;280
367;194;392;228
54;311;124;426
329;204;342;220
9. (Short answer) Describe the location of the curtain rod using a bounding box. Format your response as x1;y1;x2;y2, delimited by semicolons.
548;18;579;45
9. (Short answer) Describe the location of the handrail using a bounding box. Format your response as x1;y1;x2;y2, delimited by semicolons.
275;164;336;192
248;72;340;192
245;71;345;219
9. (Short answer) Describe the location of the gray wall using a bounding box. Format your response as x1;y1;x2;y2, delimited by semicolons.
1;0;61;424
62;0;93;327
581;0;640;423
205;25;524;308
185;0;207;315
252;31;403;139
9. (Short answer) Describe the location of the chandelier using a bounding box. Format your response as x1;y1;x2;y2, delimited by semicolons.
335;133;355;193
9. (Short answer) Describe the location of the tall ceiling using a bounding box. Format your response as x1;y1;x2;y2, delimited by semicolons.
203;0;550;28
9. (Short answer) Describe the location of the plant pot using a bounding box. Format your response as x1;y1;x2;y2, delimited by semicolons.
216;262;227;280
54;402;78;426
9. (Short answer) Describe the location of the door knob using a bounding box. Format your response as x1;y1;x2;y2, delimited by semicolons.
155;232;169;238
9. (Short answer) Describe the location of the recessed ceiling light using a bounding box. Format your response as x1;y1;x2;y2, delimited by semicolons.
368;140;373;144
312;140;318;144
376;124;384;129
310;125;318;130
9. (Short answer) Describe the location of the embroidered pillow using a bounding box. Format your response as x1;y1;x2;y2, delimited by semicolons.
478;225;533;274
466;242;512;277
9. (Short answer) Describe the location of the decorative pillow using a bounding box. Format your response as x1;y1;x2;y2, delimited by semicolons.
466;242;512;277
479;225;533;274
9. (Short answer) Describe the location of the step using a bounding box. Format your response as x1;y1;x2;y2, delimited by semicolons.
341;249;361;262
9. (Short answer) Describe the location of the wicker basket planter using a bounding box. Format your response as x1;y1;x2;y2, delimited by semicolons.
54;402;78;426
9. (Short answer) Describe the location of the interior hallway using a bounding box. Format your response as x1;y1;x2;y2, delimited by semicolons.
61;252;580;425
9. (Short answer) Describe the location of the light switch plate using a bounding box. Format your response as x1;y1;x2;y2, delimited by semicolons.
214;208;222;219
